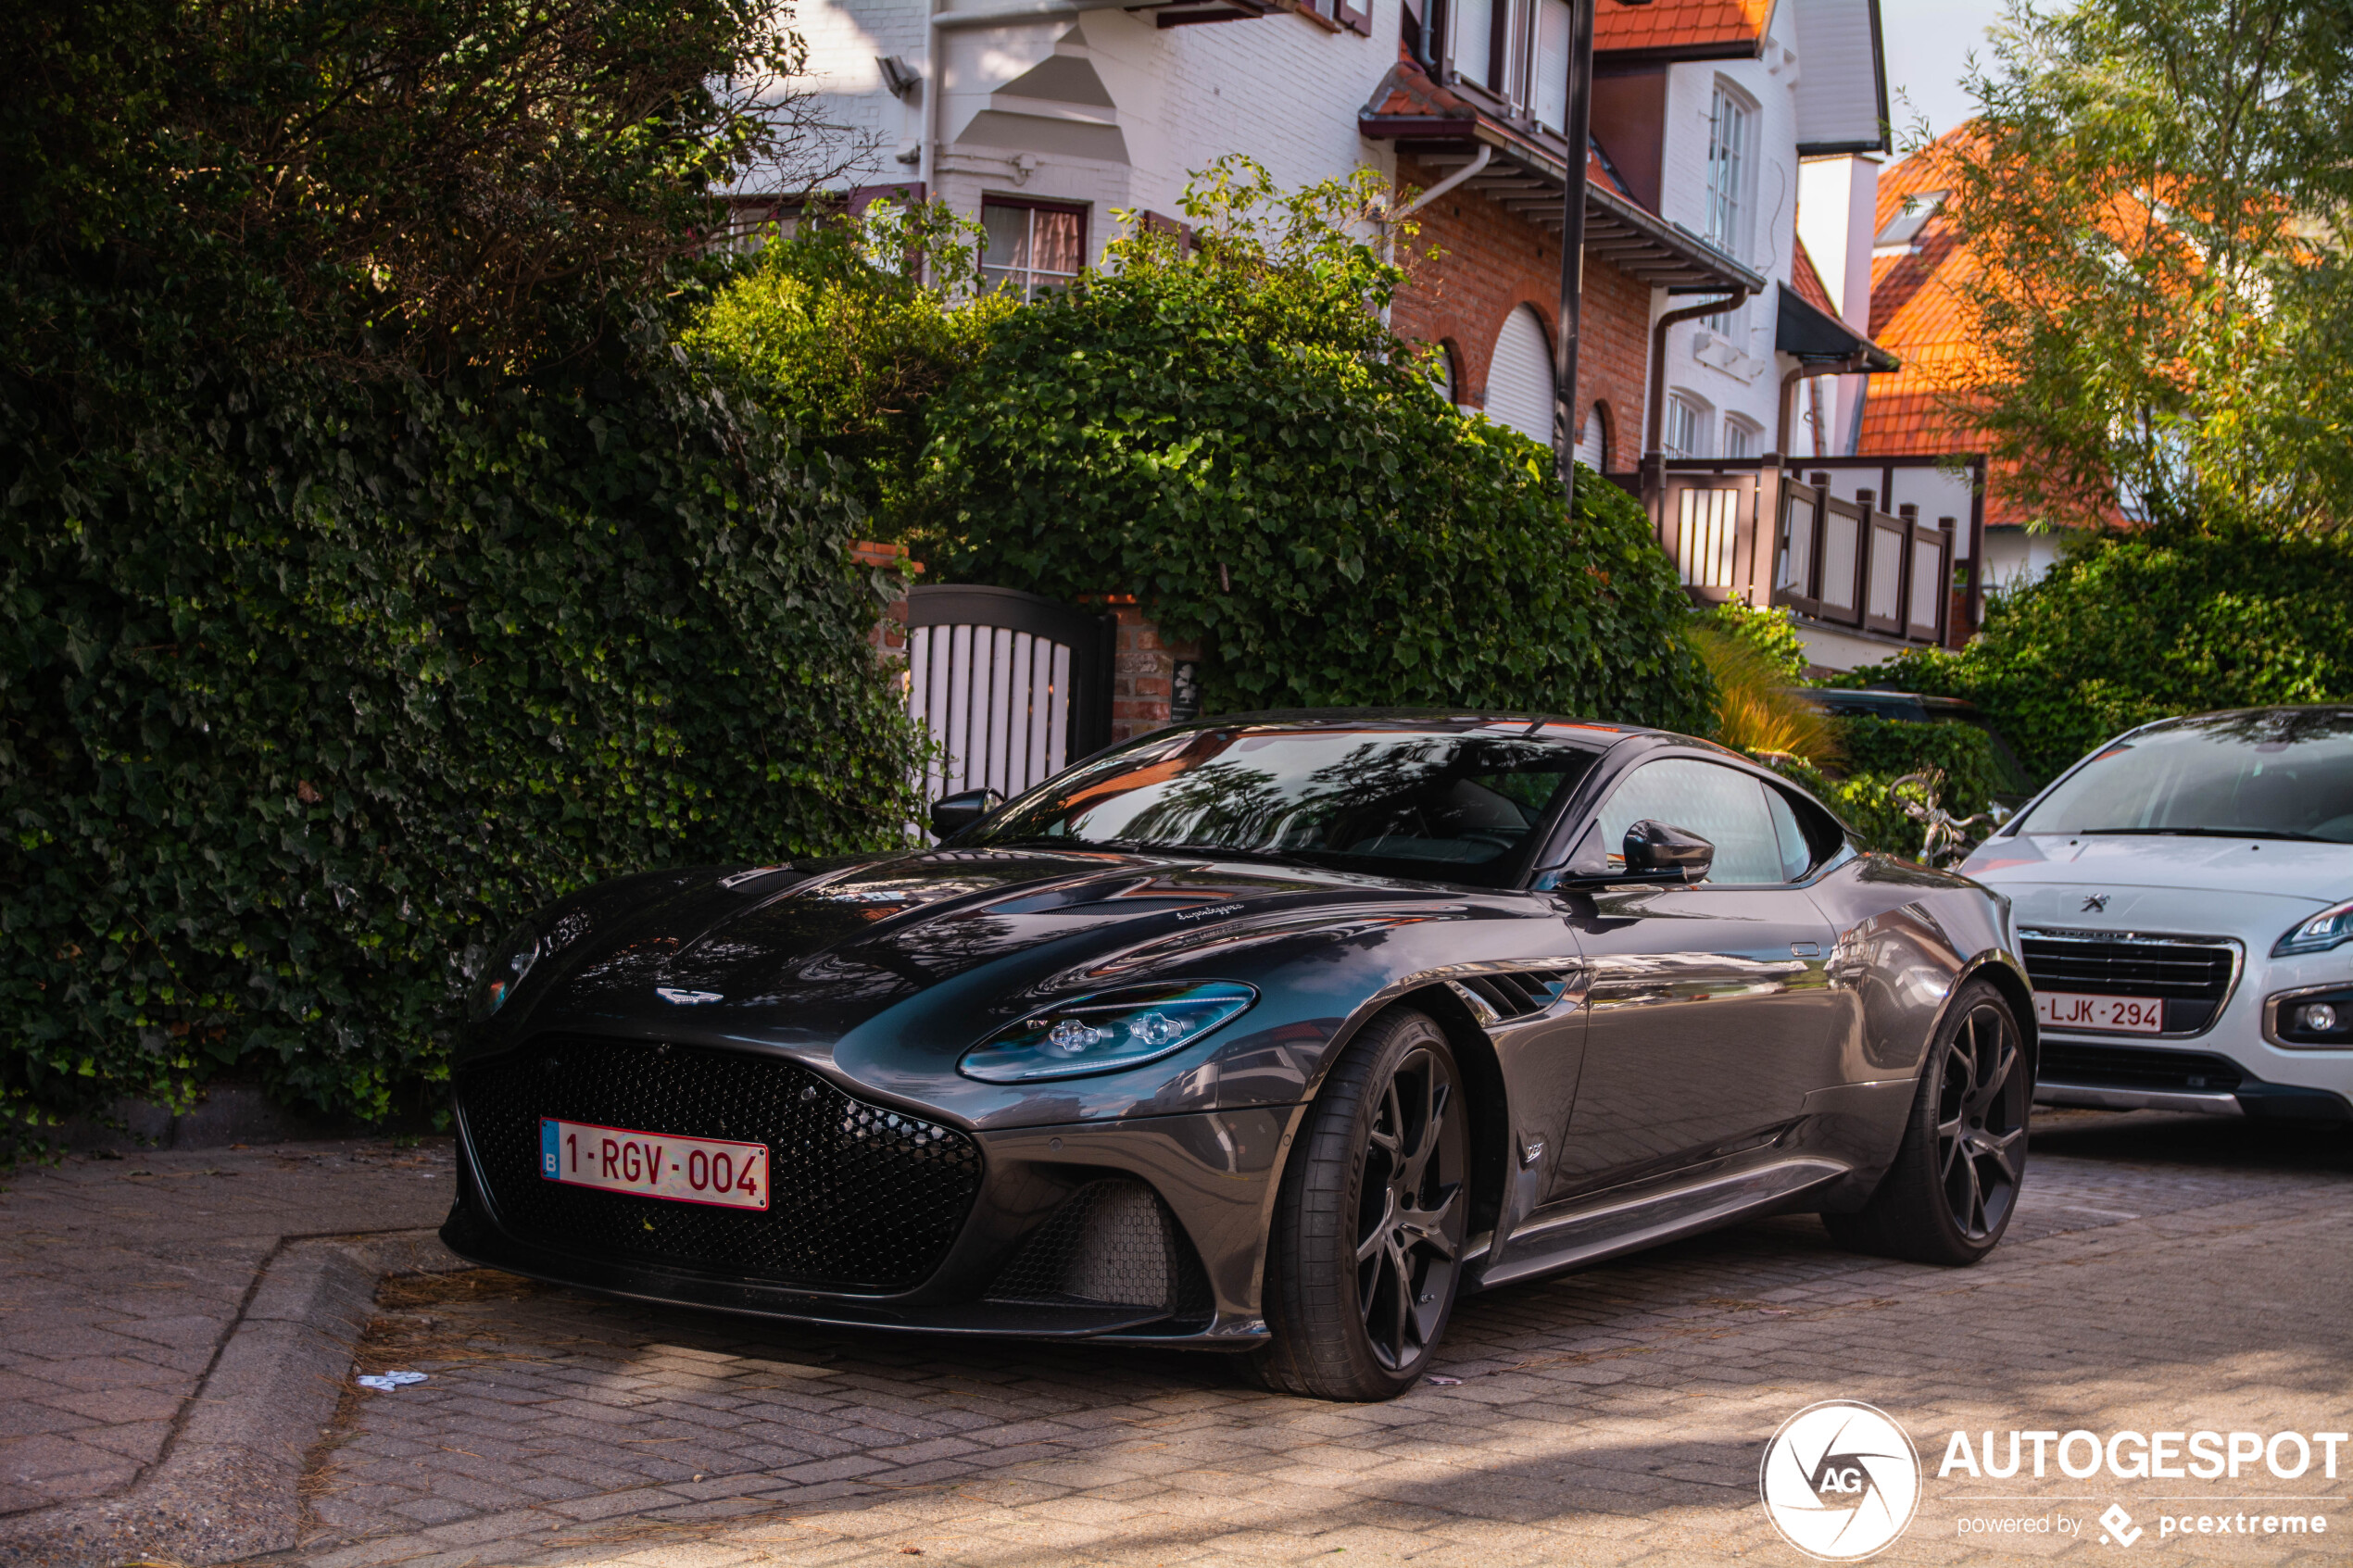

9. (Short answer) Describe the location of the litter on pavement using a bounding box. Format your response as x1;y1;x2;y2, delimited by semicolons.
356;1370;429;1392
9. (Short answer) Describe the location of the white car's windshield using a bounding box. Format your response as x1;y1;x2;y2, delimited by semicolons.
966;722;1605;886
2014;710;2353;843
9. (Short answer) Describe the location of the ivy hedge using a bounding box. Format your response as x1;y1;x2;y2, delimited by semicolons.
1846;529;2353;784
904;170;1714;732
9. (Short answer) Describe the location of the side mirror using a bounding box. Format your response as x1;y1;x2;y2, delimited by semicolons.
1622;819;1713;883
929;787;1002;841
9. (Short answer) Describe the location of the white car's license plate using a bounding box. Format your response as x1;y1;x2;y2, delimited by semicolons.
2035;992;2167;1035
538;1118;770;1210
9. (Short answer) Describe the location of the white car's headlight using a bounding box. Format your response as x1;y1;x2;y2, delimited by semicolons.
2274;899;2353;958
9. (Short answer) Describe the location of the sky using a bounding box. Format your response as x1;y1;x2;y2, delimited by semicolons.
1877;0;2013;146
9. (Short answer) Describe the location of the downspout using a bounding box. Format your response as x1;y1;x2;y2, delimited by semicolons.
1776;353;1870;454
1645;289;1748;455
1396;144;1492;220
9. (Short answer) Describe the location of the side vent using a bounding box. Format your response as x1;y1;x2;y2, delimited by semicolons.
1447;967;1577;1024
986;1180;1213;1320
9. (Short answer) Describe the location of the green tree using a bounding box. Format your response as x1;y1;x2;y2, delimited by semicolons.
1937;0;2353;535
907;160;1714;730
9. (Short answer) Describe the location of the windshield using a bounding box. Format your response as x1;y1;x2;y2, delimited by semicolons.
963;723;1604;886
2013;710;2353;842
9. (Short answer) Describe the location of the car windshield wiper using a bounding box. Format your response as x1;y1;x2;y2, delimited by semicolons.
2074;826;2335;843
981;835;1299;862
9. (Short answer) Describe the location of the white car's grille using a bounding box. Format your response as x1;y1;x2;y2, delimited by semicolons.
2019;928;2241;1035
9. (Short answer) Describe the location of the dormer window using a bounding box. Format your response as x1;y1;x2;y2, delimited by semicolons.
1873;191;1947;252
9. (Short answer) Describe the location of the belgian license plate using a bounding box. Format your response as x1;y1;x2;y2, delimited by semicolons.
538;1118;770;1210
2035;992;2166;1035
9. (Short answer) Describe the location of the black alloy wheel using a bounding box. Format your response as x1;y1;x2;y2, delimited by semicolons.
1938;998;2028;1241
1822;978;2031;1266
1254;1006;1470;1399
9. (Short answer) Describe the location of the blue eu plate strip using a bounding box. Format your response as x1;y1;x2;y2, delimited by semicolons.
540;1118;560;1178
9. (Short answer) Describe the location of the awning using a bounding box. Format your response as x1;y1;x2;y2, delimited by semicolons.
1775;282;1898;370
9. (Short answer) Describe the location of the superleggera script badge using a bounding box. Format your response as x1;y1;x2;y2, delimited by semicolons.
1176;903;1244;922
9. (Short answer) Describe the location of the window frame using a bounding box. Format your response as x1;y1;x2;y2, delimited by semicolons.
1662;393;1711;459
1533;743;1854;891
978;196;1090;302
1704;80;1756;259
1721;414;1762;460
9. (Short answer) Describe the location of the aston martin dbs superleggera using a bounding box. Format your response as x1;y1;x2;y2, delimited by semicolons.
442;712;2036;1399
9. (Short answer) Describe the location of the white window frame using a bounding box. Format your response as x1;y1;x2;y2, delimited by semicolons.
1705;81;1755;260
1663;394;1711;459
1721;414;1762;460
980;197;1088;302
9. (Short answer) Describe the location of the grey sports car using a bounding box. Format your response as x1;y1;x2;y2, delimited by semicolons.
442;712;2035;1399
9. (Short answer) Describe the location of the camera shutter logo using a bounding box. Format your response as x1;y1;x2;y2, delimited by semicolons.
1759;1401;1922;1561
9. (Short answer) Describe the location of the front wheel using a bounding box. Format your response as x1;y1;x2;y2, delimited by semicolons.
1823;979;2031;1265
1252;1007;1469;1399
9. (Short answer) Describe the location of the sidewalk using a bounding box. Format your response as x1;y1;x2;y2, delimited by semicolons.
0;1138;461;1565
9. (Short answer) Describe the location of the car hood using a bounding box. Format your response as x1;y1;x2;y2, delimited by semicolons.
509;847;1483;1049
1963;833;2352;935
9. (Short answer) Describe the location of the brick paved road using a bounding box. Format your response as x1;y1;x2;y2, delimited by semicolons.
260;1110;2352;1568
0;1141;456;1518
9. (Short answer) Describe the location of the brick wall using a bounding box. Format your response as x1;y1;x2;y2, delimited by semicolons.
1102;599;1202;746
1390;157;1655;468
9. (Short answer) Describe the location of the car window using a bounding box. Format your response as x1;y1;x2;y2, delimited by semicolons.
1595;759;1785;885
1765;786;1815;881
2013;710;2353;842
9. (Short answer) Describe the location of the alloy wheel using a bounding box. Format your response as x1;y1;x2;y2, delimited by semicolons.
1353;1046;1466;1372
1937;1003;2027;1240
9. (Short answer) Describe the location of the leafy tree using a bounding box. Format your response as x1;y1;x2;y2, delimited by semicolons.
1933;0;2353;535
907;160;1714;731
688;202;1016;522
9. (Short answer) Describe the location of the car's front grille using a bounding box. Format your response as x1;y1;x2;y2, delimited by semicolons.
2020;929;2239;1034
2039;1042;2244;1094
985;1179;1212;1320
458;1036;983;1292
2020;932;2236;999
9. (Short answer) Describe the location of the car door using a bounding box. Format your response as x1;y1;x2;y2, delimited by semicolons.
1547;757;1842;1199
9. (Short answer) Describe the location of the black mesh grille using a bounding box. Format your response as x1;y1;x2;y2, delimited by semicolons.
986;1179;1212;1319
2040;1042;2245;1093
458;1036;982;1292
2020;934;2234;1001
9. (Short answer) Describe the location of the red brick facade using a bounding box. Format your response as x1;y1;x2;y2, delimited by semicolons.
1390;157;1655;470
1103;600;1202;746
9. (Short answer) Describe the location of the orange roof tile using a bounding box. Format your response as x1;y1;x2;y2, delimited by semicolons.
1593;0;1769;57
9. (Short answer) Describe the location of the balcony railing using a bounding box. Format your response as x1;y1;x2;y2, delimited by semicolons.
1624;455;1987;651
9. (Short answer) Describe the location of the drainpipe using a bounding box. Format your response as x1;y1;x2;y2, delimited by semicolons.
1645;289;1748;455
1396;144;1492;220
925;0;1147;198
1776;353;1871;454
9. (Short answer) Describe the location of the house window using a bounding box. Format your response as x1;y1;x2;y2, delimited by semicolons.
1452;0;1495;90
981;199;1087;301
1532;0;1571;132
1663;395;1709;458
1705;84;1752;257
1722;416;1761;460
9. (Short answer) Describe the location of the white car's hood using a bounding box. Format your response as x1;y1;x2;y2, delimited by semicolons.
1964;833;2352;936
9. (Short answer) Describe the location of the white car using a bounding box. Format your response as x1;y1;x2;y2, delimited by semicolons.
1959;707;2353;1126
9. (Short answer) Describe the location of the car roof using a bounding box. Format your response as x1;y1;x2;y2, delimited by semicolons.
1160;708;1734;757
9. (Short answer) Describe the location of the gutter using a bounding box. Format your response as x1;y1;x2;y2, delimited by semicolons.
1646;290;1749;456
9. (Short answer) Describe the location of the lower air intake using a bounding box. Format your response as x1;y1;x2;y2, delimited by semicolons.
986;1180;1212;1320
458;1036;982;1292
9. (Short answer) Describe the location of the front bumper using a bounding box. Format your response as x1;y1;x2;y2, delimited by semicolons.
443;1037;1295;1345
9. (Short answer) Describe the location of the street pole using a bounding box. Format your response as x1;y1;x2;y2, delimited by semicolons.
1552;0;1599;511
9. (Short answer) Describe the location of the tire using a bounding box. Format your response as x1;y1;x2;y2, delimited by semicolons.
1252;1006;1470;1400
1823;978;2031;1265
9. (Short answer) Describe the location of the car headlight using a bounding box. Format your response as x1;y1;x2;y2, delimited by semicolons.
959;982;1258;1084
2275;899;2353;958
467;922;543;1022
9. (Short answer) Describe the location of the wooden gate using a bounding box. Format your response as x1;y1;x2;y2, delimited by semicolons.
903;584;1115;803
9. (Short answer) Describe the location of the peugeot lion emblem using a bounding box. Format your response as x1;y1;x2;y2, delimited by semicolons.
2080;894;2109;913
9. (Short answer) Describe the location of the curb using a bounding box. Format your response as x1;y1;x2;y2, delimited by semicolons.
0;1230;465;1568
